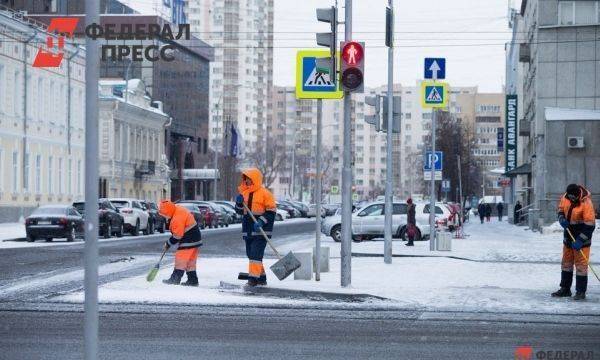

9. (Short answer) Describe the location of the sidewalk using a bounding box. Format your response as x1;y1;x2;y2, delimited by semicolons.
57;220;600;314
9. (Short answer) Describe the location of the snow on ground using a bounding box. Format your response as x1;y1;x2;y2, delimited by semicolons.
57;219;600;314
0;222;26;243
302;218;600;264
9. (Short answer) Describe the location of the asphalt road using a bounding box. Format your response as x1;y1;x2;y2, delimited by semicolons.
1;308;598;360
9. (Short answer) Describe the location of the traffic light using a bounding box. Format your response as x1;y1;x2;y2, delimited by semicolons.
364;95;381;132
340;41;365;92
382;95;401;133
316;6;337;78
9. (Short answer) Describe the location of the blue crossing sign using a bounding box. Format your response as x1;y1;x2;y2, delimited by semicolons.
424;58;446;80
296;50;343;99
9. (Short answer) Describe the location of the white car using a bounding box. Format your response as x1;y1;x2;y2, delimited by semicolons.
109;198;150;236
275;208;290;221
321;201;448;242
307;204;326;218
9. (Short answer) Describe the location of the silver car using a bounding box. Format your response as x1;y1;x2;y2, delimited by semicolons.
321;201;445;242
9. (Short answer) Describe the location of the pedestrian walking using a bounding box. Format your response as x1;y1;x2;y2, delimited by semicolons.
497;201;504;221
235;168;277;287
485;203;492;222
159;200;203;286
514;201;522;224
478;202;485;224
405;198;416;246
552;184;595;301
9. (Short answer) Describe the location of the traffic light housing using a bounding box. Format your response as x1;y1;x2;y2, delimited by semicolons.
382;95;401;133
316;6;337;79
340;41;364;92
364;95;381;132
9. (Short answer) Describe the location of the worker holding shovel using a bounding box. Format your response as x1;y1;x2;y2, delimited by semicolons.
235;168;277;287
552;184;596;300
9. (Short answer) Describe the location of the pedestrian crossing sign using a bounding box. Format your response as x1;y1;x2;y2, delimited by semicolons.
421;81;448;108
296;50;343;99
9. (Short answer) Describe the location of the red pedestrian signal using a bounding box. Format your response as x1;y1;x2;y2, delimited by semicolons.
340;41;364;92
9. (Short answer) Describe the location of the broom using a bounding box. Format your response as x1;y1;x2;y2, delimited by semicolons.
146;247;168;282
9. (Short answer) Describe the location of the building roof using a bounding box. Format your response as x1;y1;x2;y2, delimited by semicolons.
504;163;531;177
545;107;600;121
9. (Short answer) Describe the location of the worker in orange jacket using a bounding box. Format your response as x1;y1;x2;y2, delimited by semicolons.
159;200;203;286
552;184;595;300
235;168;277;286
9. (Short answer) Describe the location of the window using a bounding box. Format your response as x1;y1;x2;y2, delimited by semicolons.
476;116;501;123
358;204;384;217
48;156;53;194
575;1;597;24
37;77;44;122
393;204;408;215
13;71;20;116
58;158;63;194
12;151;18;193
0;65;4;113
68;159;72;194
35;155;41;194
23;153;29;192
77;160;82;195
0;148;3;191
405;113;412;120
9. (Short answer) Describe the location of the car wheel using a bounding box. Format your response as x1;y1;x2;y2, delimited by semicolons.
116;223;124;238
159;222;165;233
27;236;35;243
46;238;53;242
143;220;151;235
331;225;342;242
276;214;282;221
131;220;140;236
352;234;362;242
67;227;76;242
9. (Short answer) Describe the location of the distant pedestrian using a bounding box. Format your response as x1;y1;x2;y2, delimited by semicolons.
485;203;492;222
497;202;504;221
405;198;416;246
514;201;522;224
478;203;485;224
552;184;595;301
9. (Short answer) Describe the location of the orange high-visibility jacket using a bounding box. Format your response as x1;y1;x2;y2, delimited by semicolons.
557;185;595;248
236;168;277;236
159;201;202;249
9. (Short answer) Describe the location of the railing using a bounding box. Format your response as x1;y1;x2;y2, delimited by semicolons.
515;203;535;224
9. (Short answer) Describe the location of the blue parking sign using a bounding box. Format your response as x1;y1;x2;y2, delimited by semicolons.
423;151;443;171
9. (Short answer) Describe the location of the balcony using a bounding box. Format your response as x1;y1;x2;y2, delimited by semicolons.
134;160;156;178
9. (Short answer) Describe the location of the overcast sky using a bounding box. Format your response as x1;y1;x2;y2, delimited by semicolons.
274;0;521;92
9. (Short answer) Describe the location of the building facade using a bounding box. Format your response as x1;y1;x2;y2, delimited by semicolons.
98;79;170;203
0;6;85;221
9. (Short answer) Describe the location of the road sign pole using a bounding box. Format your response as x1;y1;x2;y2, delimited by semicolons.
341;0;352;287
84;0;100;358
383;0;394;264
429;108;436;251
315;99;323;281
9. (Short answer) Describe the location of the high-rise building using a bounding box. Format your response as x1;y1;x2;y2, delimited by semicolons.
187;0;274;166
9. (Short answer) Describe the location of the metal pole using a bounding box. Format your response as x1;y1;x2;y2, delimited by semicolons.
429;109;436;251
458;154;464;218
383;0;394;264
213;102;220;200
315;99;323;281
84;0;99;358
291;112;298;200
341;0;352;287
119;123;124;197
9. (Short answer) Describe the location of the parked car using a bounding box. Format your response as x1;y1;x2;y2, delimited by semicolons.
73;199;124;239
322;203;341;216
211;203;233;226
141;201;167;234
178;203;207;229
214;201;243;223
177;201;220;228
321;201;449;243
109;198;150;236
25;205;84;242
291;201;310;217
280;200;307;217
307;204;326;218
277;202;298;218
275;208;290;221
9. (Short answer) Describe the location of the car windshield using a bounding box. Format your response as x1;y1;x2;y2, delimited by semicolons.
73;203;85;213
32;207;67;216
111;201;129;208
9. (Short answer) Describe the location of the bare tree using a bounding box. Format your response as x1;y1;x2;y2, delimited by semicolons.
246;141;287;189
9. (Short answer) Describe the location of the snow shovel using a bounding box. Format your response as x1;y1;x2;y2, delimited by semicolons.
566;228;600;282
146;247;168;282
242;202;301;280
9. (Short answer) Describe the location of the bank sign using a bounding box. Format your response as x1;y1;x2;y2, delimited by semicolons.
505;94;518;173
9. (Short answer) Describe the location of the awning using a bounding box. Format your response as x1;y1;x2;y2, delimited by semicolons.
504;163;531;177
181;169;220;180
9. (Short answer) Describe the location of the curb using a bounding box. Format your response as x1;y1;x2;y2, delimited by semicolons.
218;281;388;303
352;252;476;262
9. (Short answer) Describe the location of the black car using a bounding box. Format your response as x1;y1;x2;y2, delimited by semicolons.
277;202;297;218
280;200;307;217
25;205;84;242
141;201;167;233
178;203;207;229
73;200;125;239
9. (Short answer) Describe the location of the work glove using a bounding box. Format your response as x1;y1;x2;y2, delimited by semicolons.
253;218;265;232
235;194;244;206
572;236;585;251
558;215;569;229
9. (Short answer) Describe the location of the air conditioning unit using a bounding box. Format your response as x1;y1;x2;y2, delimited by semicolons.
568;136;584;149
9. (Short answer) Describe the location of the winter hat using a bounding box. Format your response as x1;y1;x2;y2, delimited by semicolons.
407;198;413;204
566;184;581;200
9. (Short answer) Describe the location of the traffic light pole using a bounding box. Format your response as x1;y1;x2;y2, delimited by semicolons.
315;98;322;281
341;0;352;287
84;0;100;358
383;0;394;264
429;108;437;251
